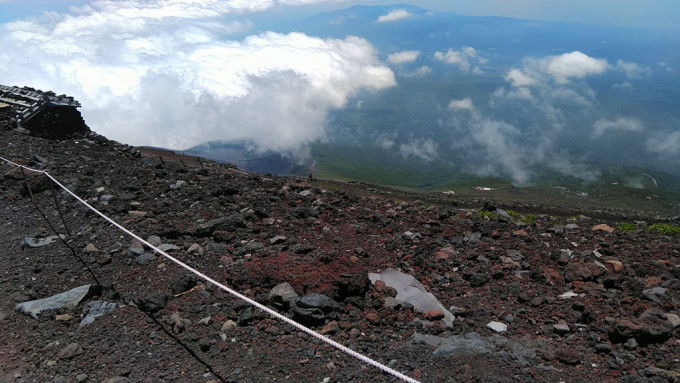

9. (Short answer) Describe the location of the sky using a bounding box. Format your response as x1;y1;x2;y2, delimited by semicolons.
0;0;678;164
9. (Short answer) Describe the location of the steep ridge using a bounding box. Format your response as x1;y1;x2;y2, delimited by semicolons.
1;119;679;382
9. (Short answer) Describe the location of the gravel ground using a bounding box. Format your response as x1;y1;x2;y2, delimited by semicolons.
1;124;679;383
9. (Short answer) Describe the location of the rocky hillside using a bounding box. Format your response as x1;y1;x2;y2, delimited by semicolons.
1;119;679;383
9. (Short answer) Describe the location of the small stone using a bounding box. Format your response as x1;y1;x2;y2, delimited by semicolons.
553;321;570;334
269;282;299;309
157;243;180;252
363;310;379;324
146;235;162;246
595;343;612;353
486;321;507;332
135;253;156;265
558;291;578;300
270;235;287;245
198;316;211;326
84;243;98;253
424;310;445;321
555;347;580;365
55;314;73;321
221;320;237;332
57;343;83;360
591;224;614;233
319;321;340;335
128;210;147;218
605;260;623;273
187;243;203;254
469;273;489;287
624;337;638;350
76;373;89;382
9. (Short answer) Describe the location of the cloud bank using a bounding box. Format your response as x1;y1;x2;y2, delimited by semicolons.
0;0;396;153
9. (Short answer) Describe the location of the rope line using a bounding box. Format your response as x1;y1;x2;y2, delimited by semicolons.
0;156;421;383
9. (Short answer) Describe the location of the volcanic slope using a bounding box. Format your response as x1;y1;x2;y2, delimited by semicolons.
1;126;679;383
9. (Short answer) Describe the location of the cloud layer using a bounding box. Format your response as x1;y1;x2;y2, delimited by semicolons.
0;0;396;153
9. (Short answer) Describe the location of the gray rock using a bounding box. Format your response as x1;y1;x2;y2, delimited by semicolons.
553;321;570;334
495;209;513;222
157;243;180;252
506;249;524;261
20;235;64;249
418;332;495;357
245;241;264;251
270;236;287;245
15;284;101;318
147;235;162;246
642;287;668;303
57;343;83;359
75;373;89;382
269;282;299;310
487;321;508;332
402;231;422;240
135;252;156;265
369;268;455;327
80;300;118;327
128;238;145;255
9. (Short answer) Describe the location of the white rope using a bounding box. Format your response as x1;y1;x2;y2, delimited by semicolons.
0;156;421;383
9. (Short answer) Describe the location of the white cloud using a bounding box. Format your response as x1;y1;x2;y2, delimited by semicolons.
0;1;396;153
399;139;438;161
377;9;411;23
505;51;609;88
545;51;609;84
387;50;420;65
646;131;680;157
505;68;539;87
434;46;484;72
593;117;644;137
470;119;531;184
376;135;396;149
412;65;431;76
616;60;650;79
448;98;475;112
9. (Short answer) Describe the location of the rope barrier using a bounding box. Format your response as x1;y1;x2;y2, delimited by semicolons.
0;156;421;383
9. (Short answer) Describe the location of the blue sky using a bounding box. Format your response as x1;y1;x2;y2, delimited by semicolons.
1;0;679;28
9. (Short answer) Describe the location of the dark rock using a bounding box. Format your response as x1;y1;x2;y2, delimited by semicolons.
292;207;318;219
291;293;342;326
137;292;172;314
555;346;580;365
170;275;199;295
469;273;490;287
135;253;156;265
